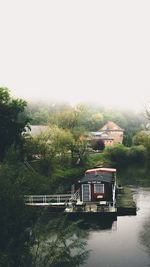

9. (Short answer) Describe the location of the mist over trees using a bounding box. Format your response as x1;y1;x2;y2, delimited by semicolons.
26;100;148;147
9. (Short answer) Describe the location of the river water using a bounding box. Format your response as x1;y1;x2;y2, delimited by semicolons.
81;187;150;267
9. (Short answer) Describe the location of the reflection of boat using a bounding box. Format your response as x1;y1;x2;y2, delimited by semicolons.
66;213;117;230
65;167;117;217
47;212;117;231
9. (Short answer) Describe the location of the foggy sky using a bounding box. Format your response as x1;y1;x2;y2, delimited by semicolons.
0;0;150;110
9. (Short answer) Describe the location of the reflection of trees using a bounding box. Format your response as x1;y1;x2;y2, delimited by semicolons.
30;214;89;267
139;215;150;256
0;197;116;267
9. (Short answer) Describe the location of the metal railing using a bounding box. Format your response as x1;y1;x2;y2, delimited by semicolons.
71;189;80;201
24;194;72;205
25;188;81;205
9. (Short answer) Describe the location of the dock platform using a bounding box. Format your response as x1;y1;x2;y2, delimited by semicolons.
116;186;136;215
25;186;136;216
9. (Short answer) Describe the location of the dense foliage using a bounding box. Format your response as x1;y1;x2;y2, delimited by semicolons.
0;88;30;160
0;161;33;266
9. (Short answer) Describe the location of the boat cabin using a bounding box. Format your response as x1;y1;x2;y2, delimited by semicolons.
78;168;116;206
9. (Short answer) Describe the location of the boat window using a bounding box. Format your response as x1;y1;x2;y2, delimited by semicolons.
94;184;104;193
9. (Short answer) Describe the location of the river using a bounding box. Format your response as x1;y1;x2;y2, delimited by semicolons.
79;166;150;267
28;166;150;267
81;187;150;267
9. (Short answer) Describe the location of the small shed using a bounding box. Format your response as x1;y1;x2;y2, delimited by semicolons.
78;168;116;205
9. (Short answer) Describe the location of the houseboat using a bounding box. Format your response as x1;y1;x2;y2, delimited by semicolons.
65;167;117;215
25;166;136;217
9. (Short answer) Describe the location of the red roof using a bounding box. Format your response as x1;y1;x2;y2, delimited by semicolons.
85;167;116;174
99;121;124;132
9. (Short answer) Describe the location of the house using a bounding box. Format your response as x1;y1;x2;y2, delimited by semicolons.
86;121;124;148
64;167;117;214
99;121;124;145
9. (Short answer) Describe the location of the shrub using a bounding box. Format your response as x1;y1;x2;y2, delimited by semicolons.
128;145;146;163
105;144;129;166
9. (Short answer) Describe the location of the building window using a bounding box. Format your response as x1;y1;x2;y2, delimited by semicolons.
94;184;104;193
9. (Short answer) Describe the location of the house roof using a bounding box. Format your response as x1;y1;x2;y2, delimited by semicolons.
85;168;116;173
99;121;124;132
79;168;116;183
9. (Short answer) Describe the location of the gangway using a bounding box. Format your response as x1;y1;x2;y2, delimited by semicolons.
25;194;72;206
24;190;80;207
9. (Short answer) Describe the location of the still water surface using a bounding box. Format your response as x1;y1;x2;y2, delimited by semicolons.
81;187;150;267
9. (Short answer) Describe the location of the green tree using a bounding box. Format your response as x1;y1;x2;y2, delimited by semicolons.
0;161;33;267
53;128;74;163
49;107;89;166
105;144;129;166
30;108;49;125
51;107;79;130
0;88;30;160
89;112;104;131
128;145;146;163
133;131;150;146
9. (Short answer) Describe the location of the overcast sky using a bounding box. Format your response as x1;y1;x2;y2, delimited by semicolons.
0;0;150;110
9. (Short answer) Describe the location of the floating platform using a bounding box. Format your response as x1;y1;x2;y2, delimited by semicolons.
62;187;136;217
64;211;117;222
116;186;136;215
25;187;137;216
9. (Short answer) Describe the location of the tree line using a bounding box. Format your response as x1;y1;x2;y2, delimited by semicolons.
26;99;148;147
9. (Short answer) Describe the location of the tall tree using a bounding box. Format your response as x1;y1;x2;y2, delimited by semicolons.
49;106;89;165
0;88;30;160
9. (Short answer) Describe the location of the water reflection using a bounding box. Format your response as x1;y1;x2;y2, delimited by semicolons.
30;213;90;267
67;214;117;231
29;212;118;267
139;214;150;258
80;187;150;267
138;189;150;263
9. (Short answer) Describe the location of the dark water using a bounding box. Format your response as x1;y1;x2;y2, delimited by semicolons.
82;187;150;267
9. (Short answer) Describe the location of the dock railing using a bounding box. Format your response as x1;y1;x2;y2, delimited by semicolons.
24;194;72;205
70;189;80;201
